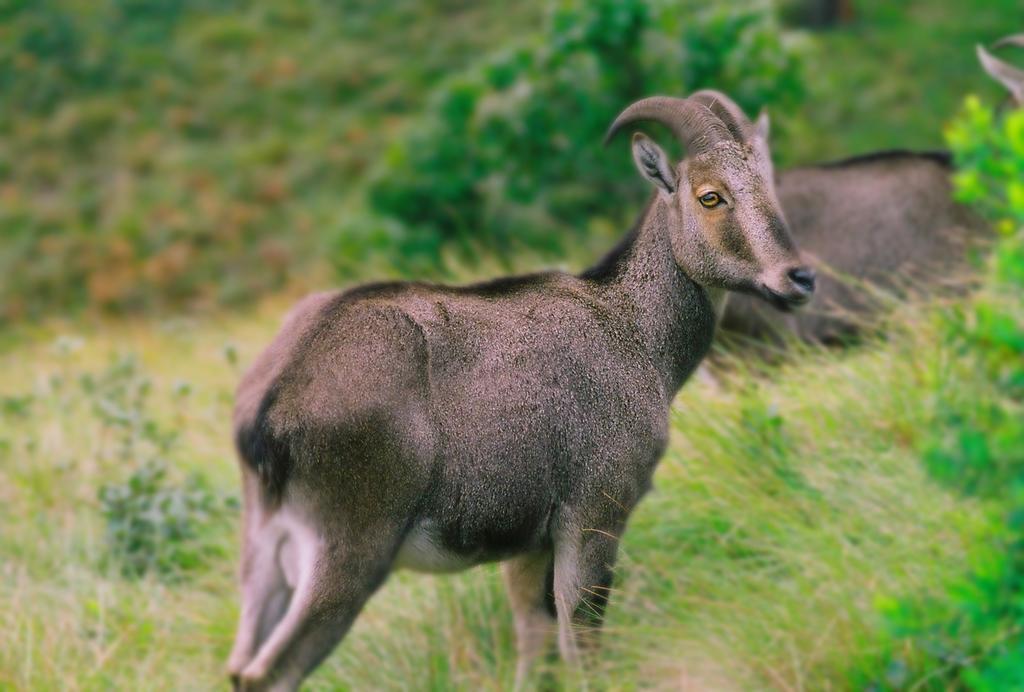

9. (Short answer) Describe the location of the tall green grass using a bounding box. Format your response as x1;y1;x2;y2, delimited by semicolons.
3;1;1020;689
0;295;995;690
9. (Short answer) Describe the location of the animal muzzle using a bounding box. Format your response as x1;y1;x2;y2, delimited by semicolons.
761;265;815;311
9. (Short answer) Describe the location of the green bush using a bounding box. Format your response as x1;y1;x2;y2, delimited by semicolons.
99;459;233;579
947;97;1024;232
82;354;236;579
333;0;806;276
854;99;1024;691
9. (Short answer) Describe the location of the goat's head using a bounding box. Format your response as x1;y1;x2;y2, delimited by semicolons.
607;93;814;311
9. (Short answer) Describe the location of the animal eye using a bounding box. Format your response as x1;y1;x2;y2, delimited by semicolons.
698;192;722;208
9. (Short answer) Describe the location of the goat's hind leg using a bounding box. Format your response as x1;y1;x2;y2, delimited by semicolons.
228;518;292;687
237;516;402;692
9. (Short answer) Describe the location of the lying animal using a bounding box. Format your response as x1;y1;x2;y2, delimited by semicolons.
710;34;1024;345
721;136;986;344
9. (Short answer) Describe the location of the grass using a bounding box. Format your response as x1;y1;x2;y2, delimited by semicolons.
0;294;997;690
2;0;1019;688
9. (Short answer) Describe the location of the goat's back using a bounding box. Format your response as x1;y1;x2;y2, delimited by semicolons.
232;275;674;533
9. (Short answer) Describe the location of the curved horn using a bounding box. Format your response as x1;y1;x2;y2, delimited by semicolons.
604;96;733;156
977;44;1024;106
689;89;754;142
993;34;1024;50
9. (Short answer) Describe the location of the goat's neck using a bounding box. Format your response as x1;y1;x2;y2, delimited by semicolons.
587;197;718;396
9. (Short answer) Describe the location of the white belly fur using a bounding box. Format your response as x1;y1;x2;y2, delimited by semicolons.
394;520;475;573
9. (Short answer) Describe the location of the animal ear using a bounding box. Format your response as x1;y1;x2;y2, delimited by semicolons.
754;110;771;142
631;132;676;196
978;44;1024;106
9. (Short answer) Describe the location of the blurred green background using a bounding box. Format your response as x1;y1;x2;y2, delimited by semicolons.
0;0;1016;324
3;0;1024;689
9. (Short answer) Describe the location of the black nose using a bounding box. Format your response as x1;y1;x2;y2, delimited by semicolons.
787;266;816;294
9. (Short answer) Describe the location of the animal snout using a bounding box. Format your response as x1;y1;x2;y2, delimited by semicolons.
761;265;815;312
787;266;816;295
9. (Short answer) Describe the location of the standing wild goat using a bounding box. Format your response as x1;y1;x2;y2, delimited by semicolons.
227;94;814;690
715;40;1024;345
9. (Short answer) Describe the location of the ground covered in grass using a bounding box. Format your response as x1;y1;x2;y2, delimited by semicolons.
0;293;998;690
3;0;1020;689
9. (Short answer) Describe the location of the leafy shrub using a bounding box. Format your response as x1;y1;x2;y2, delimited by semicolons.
854;99;1024;691
84;355;236;579
99;460;233;579
947;97;1024;232
333;0;806;276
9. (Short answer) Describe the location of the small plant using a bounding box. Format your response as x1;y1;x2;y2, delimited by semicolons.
84;355;236;579
99;460;235;579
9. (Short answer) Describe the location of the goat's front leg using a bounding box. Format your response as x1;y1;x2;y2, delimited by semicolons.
502;550;556;688
552;523;620;673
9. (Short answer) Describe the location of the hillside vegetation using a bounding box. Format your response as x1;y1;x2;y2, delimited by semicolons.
1;0;544;320
2;0;1022;689
2;0;1015;322
0;295;1000;690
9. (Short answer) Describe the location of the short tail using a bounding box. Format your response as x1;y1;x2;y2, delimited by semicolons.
234;387;291;503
